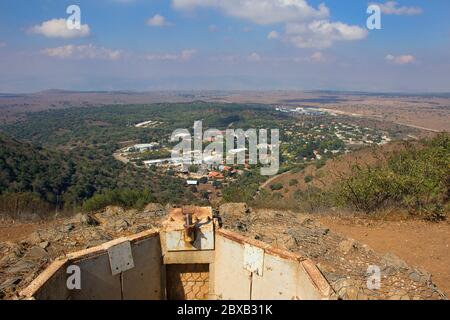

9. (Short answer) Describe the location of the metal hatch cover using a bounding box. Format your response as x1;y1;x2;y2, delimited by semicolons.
107;241;135;276
244;243;265;276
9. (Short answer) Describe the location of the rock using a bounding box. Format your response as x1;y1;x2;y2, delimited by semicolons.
6;260;36;274
61;223;75;233
5;243;23;257
0;253;18;265
143;203;166;216
78;214;99;226
0;277;21;290
388;289;410;300
361;244;374;254
24;246;49;260
39;241;50;249
299;217;314;227
381;253;409;271
28;232;42;245
338;239;357;255
409;267;431;285
114;219;130;231
233;221;247;232
333;279;363;300
104;206;125;217
219;203;248;221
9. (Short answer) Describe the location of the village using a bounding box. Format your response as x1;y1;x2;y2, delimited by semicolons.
112;108;392;203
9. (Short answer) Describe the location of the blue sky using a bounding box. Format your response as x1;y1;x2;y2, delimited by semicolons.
0;0;449;92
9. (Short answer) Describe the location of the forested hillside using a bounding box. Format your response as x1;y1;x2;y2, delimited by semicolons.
0;133;196;218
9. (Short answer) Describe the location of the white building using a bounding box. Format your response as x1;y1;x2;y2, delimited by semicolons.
126;143;159;153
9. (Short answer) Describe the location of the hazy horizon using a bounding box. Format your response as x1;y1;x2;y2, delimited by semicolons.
1;1;449;93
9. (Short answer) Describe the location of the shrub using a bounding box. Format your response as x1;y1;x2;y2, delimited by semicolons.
304;175;314;183
289;179;299;186
82;188;155;212
316;159;326;169
270;183;284;191
334;133;450;221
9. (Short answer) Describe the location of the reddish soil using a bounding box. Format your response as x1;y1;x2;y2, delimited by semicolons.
0;223;39;242
319;216;450;297
0;220;61;243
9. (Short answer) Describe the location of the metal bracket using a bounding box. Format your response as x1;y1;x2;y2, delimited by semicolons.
243;243;264;276
107;241;135;276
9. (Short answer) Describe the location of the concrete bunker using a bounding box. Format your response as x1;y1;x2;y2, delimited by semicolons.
20;207;334;300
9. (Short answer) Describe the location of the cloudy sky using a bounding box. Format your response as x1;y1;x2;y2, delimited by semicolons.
0;0;449;93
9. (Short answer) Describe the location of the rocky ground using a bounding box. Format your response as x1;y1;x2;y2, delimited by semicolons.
0;203;447;300
219;203;447;300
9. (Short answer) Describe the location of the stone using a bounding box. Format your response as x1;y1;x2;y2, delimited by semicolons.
409;267;431;285
61;223;75;233
104;206;124;217
219;203;248;221
388;289;410;300
143;203;165;215
338;239;357;255
6;260;36;274
333;278;366;300
39;241;50;249
233;221;247;232
381;252;409;271
28;232;42;245
78;213;99;226
24;246;49;260
116;219;130;230
0;277;21;290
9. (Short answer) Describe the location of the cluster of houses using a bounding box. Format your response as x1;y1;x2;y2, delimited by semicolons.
125;143;160;153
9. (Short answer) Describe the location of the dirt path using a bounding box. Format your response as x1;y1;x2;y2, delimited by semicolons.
113;152;129;164
319;217;450;297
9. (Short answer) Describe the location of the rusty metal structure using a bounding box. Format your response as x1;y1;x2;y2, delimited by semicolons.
20;207;335;300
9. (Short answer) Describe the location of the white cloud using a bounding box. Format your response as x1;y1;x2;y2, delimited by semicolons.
147;14;173;27
42;44;122;60
372;1;423;16
285;20;368;49
173;1;367;49
172;0;329;25
247;52;262;62
292;52;327;63
267;30;280;40
29;19;90;39
385;54;416;65
146;49;197;61
309;51;326;63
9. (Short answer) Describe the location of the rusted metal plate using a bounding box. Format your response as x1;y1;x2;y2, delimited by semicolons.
165;228;214;251
164;207;215;252
107;241;135;276
243;243;264;276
